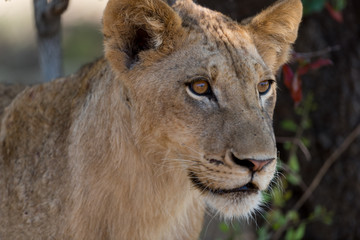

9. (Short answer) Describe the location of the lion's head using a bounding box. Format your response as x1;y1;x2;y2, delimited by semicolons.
103;0;302;219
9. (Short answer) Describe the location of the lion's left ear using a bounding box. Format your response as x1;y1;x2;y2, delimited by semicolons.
245;0;303;73
103;0;184;71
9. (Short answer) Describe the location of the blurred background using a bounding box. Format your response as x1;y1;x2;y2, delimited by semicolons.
0;0;106;84
1;0;359;239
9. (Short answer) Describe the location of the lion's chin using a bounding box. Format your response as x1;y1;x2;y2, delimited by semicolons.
188;171;263;218
204;191;262;219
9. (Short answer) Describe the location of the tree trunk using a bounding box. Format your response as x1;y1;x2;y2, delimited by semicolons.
33;0;69;82
197;0;360;239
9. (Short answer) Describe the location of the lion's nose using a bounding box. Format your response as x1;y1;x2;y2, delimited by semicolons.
230;153;275;172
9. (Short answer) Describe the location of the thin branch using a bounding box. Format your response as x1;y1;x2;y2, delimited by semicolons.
293;123;360;211
291;45;341;61
272;123;360;240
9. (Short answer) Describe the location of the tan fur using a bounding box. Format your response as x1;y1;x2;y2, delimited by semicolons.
0;0;302;239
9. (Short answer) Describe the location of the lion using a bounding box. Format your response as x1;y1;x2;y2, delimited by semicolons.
0;0;302;239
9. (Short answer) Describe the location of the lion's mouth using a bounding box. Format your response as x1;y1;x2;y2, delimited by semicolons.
188;171;259;196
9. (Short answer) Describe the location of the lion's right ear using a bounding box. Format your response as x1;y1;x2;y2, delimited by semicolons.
245;0;302;73
103;0;184;71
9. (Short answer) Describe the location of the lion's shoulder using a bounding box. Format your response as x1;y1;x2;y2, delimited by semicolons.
1;58;108;161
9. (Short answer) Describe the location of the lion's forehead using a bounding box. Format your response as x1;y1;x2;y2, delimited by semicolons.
176;2;269;74
176;11;272;87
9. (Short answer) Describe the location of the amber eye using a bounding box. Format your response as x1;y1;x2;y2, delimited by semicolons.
189;79;211;96
258;80;273;95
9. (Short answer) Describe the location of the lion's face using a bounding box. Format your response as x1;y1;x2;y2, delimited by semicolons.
129;22;277;219
103;0;302;219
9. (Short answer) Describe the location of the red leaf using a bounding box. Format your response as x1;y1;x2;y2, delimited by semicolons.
282;65;303;104
310;58;333;68
298;58;333;75
297;64;311;76
291;73;303;104
282;64;294;89
325;3;343;23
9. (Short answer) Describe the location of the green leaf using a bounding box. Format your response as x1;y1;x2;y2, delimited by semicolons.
219;222;229;233
285;228;296;240
294;223;306;239
330;0;347;11
281;120;298;132
268;210;287;230
302;0;327;15
301;119;312;130
313;205;323;217
286;210;300;223
323;214;333;225
283;190;293;201
289;155;300;173
283;141;292;150
301;137;311;148
257;227;269;240
262;192;271;203
287;173;301;186
310;205;333;225
272;188;285;207
271;210;288;230
273;215;287;230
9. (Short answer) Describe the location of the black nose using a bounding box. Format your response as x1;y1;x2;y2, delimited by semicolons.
231;153;274;172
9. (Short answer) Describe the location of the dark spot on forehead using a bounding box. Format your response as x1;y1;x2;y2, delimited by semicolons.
207;45;215;51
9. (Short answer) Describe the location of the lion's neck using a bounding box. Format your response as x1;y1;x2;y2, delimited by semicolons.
67;71;205;239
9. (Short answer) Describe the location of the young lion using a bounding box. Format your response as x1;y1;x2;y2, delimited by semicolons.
0;0;302;239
